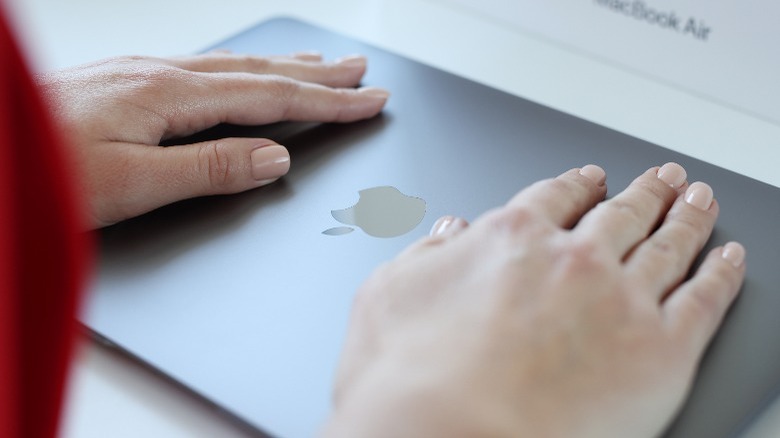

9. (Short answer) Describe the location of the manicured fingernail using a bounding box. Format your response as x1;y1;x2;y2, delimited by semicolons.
357;86;390;99
335;54;366;68
722;242;746;267
579;164;606;186
684;181;713;210
657;162;687;189
430;216;468;236
251;145;290;181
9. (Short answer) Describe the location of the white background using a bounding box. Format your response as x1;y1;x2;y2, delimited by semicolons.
4;0;780;436
449;0;780;124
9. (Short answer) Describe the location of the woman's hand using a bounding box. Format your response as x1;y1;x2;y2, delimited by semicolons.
326;163;745;438
36;52;389;228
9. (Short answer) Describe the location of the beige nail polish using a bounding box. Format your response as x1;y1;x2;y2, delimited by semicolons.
251;145;290;181
430;216;455;236
430;216;468;236
334;54;366;68
685;181;714;210
579;164;606;186
357;86;391;99
657;162;687;189
722;242;746;267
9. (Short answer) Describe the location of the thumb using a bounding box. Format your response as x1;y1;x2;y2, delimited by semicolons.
158;137;290;196
103;138;289;225
182;137;290;192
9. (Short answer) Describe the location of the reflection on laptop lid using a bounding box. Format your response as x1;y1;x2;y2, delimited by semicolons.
85;18;780;438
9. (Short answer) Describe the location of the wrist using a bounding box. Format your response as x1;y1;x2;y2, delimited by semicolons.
322;362;519;438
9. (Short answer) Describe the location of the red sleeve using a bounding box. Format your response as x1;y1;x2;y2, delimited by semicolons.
0;8;92;438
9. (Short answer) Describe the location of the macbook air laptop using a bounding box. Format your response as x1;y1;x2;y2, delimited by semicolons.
84;17;780;438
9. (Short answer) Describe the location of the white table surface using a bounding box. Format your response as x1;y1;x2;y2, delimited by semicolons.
5;0;780;436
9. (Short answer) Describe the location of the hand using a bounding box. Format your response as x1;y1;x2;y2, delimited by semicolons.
36;52;389;228
325;163;746;437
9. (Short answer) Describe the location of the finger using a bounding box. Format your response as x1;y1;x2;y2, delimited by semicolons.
166;53;367;88
286;51;323;62
206;50;323;62
429;215;469;237
624;182;718;300
97;138;289;224
664;242;746;358
574;162;688;258
504;164;607;228
158;72;389;139
396;216;470;258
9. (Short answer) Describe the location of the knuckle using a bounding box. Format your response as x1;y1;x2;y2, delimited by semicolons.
546;176;590;211
601;198;645;224
557;237;606;273
198;142;236;191
127;55;151;63
669;207;711;234
643;212;712;264
631;172;670;198
334;87;353;101
244;55;271;71
646;236;680;265
546;176;579;196
331;89;351;120
324;62;344;76
262;75;301;119
122;64;190;92
686;286;723;318
108;55;148;65
483;206;539;235
689;258;742;314
636;176;669;198
265;75;299;100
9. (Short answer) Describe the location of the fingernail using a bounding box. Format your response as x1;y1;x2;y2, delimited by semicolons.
251;145;290;181
579;164;606;186
657;162;687;189
335;54;366;68
722;241;746;268
684;181;714;210
430;216;468;236
357;86;390;99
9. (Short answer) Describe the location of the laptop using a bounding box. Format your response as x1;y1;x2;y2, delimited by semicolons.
84;17;780;438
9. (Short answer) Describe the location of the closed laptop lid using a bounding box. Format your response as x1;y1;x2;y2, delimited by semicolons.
85;17;780;438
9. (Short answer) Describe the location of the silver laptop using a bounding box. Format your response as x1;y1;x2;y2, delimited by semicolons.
85;17;780;438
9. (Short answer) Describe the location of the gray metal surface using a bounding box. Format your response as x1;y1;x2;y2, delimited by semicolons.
86;17;780;438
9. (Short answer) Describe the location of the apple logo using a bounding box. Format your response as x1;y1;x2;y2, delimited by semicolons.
323;186;426;238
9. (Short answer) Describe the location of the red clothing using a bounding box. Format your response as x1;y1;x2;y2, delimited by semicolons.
0;8;91;438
